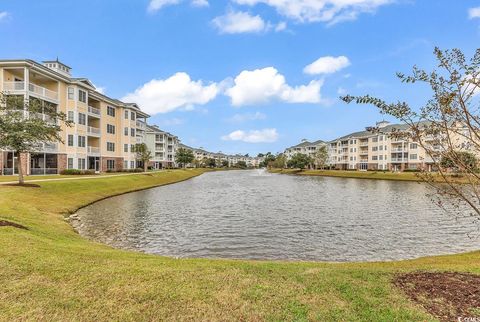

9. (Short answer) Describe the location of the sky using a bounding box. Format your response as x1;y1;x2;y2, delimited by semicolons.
1;0;480;155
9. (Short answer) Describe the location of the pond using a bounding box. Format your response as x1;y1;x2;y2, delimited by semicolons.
71;170;480;262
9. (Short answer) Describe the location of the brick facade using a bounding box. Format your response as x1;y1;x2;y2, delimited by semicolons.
57;154;67;174
101;157;124;172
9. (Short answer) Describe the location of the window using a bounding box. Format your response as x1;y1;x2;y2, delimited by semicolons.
131;161;135;169
124;127;129;136
372;156;378;161
379;155;383;160
125;110;129;119
107;160;115;170
379;145;383;151
78;158;86;170
67;111;74;122
372;146;378;152
78;90;87;103
78;113;86;125
68;87;75;100
410;154;418;160
107;106;116;117
372;137;378;143
124;161;128;169
107;142;115;152
78;136;86;148
410;143;418;149
131;111;136;120
384;145;387;151
131;144;135;152
67;158;74;169
131;128;135;137
379;136;384;142
68;135;74;147
124;144;129;153
107;124;115;134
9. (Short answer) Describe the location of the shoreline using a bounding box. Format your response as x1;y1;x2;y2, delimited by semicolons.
268;168;467;183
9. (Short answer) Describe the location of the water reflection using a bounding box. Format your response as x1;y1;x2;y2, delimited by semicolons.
72;170;480;262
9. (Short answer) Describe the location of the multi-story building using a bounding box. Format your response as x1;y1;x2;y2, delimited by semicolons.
145;125;179;169
284;139;326;160
0;59;149;175
328;121;435;171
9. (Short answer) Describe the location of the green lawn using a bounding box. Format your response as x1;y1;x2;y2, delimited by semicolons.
0;171;143;183
0;169;479;321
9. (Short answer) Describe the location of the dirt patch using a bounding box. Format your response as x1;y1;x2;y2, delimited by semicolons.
2;183;41;188
394;272;480;321
0;220;28;230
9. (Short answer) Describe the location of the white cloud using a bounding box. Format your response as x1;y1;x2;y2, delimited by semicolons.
0;11;9;21
221;128;279;143
226;67;323;106
227;112;267;123
275;21;287;31
191;0;209;7
212;11;268;34
304;55;350;75
122;72;218;114
147;0;208;12
233;0;392;25
469;7;480;19
337;87;347;95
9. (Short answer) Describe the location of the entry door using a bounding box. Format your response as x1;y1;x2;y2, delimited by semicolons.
95;158;100;173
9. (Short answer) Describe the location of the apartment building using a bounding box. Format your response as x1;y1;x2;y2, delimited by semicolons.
145;125;179;169
0;59;149;175
284;121;442;171
327;121;437;171
284;139;326;160
179;144;263;168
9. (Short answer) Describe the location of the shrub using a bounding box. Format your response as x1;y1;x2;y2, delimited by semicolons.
404;169;420;172
60;169;96;175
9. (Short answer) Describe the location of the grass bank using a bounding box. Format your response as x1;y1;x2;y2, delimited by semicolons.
268;168;469;183
1;169;479;321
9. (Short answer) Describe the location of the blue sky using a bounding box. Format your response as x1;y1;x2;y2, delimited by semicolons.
1;0;480;155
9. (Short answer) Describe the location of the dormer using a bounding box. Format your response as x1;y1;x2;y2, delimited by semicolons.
42;59;72;77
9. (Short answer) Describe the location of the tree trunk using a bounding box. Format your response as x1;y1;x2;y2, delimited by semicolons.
144;160;148;173
17;151;25;185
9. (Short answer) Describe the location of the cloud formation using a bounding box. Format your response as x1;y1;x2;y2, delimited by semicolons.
469;7;480;19
221;128;279;143
0;11;9;21
148;0;208;12
233;0;392;25
226;67;323;106
122;72;218;114
304;55;350;75
227;112;267;123
212;10;267;34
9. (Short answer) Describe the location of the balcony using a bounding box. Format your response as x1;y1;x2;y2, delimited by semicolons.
3;82;59;102
87;146;100;155
87;126;101;136
391;147;406;152
136;120;146;130
88;106;101;117
33;142;58;153
391;158;407;162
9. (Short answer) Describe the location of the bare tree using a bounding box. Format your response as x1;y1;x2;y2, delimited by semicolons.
342;47;480;219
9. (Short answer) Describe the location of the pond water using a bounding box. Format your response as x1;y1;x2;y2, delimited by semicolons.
71;170;480;262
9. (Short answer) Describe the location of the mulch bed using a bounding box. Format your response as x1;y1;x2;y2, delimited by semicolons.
394;272;480;321
0;220;28;230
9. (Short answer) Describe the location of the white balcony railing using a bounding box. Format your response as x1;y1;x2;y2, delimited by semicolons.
87;126;101;136
88;106;101;116
33;142;58;153
391;147;406;152
88;146;100;154
391;158;407;162
136;120;146;130
3;82;58;102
